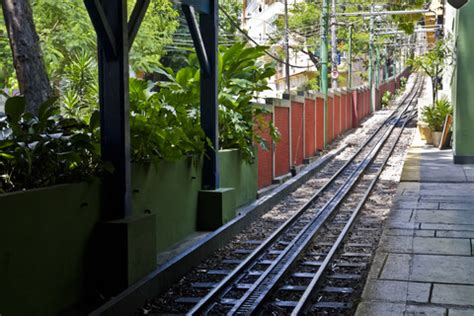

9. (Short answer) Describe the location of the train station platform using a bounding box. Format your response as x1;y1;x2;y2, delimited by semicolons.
356;133;474;315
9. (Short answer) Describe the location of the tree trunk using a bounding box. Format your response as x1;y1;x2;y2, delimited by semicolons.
431;76;437;105
2;0;52;114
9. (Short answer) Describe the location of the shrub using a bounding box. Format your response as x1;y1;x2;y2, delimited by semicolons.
421;97;453;132
0;96;102;192
131;42;280;164
0;42;280;191
400;76;407;89
381;91;392;108
129;77;206;163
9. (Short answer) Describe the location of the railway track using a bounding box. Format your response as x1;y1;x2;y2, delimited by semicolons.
155;75;422;316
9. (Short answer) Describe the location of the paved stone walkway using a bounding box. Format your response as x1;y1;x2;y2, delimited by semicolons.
356;134;474;316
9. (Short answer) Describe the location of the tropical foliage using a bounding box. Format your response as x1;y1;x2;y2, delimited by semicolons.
421;98;453;132
408;38;453;103
381;91;392;108
0;0;179;88
130;42;279;163
0;96;102;193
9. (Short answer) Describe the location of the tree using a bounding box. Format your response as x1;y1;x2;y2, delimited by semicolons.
0;0;179;118
1;0;52;114
409;38;452;104
0;0;179;89
269;0;427;88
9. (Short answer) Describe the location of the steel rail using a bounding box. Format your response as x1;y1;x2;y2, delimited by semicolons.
187;74;419;315
228;77;421;315
291;78;423;315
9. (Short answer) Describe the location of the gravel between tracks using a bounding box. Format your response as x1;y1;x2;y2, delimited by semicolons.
138;88;417;315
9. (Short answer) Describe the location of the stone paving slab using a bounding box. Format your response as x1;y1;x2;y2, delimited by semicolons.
439;202;474;210
362;280;431;303
379;236;471;255
415;210;474;225
356;133;474;315
356;302;447;316
436;230;474;238
381;254;474;284
384;228;435;237
449;308;474;316
432;284;474;306
421;223;474;231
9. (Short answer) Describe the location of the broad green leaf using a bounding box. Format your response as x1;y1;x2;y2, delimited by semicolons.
5;96;26;122
89;110;100;130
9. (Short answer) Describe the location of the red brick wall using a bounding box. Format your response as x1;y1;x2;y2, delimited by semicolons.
256;113;273;189
352;90;359;128
378;84;382;111
367;88;371;115
304;98;316;158
347;91;352;130
291;101;304;167
316;96;325;151
328;96;334;142
274;106;290;177
334;94;341;137
363;89;368;117
255;71;415;190
342;93;348;132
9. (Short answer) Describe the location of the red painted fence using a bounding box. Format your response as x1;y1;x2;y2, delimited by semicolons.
256;70;410;189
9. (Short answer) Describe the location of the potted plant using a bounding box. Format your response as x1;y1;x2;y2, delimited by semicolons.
421;98;453;147
418;121;433;144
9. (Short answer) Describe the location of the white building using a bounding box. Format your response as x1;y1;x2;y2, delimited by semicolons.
242;0;318;96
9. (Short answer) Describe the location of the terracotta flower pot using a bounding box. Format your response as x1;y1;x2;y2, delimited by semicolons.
432;131;442;147
418;124;432;144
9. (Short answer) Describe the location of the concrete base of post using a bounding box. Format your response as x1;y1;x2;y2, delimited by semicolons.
453;155;474;164
90;214;157;299
197;188;236;230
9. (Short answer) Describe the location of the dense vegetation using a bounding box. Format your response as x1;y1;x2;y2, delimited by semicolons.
421;98;453;132
129;43;278;164
408;38;453;103
0;0;283;192
0;0;434;192
0;96;102;192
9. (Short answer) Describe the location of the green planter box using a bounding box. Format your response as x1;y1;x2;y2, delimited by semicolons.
0;149;257;315
0;181;101;316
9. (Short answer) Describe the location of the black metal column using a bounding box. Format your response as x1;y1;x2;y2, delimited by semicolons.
199;0;219;190
86;0;131;220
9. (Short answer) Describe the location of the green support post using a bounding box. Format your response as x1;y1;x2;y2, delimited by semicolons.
348;24;353;88
368;4;375;113
375;46;380;88
320;0;329;148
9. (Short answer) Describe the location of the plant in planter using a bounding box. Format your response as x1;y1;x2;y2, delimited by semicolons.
400;76;407;89
381;91;392;108
421;98;453;147
131;42;280;165
129;77;207;163
0;96;102;193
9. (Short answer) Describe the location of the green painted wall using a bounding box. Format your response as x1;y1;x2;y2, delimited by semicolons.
0;150;257;315
219;149;258;208
131;159;202;253
132;150;258;253
453;3;474;161
0;181;101;316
